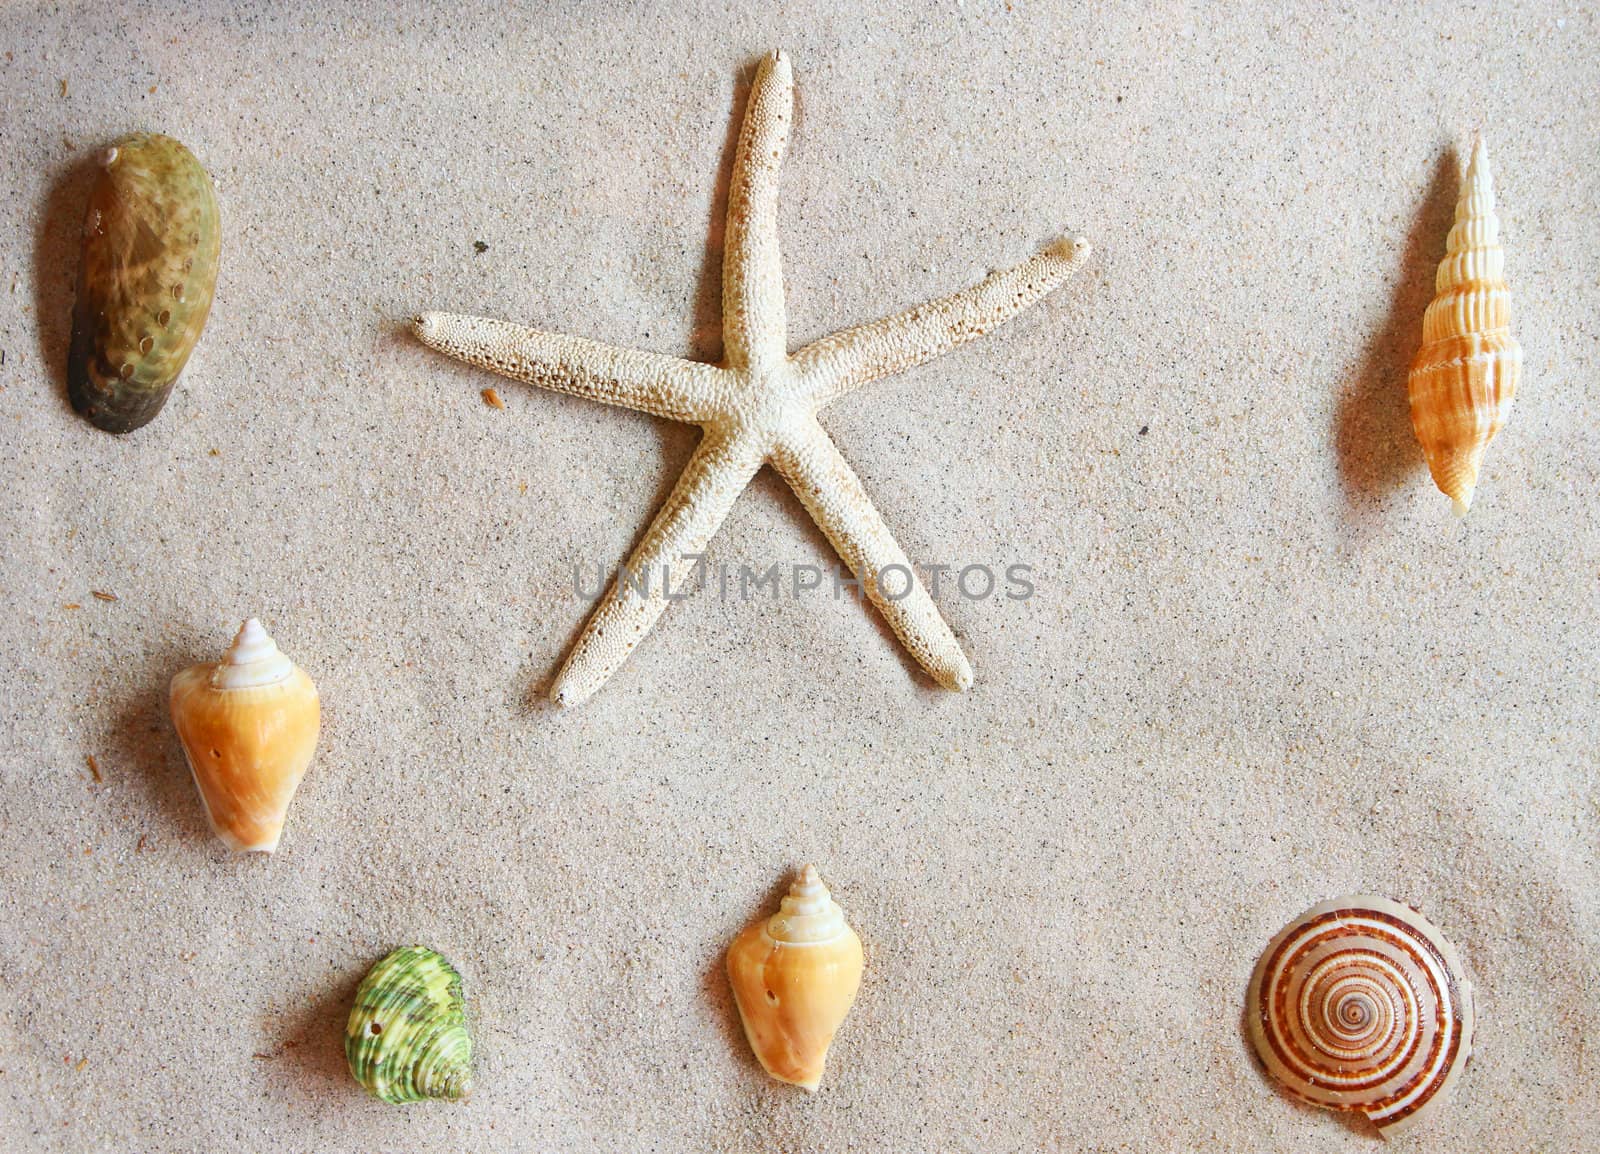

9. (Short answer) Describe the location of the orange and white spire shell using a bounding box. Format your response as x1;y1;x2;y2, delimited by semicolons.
1408;137;1521;515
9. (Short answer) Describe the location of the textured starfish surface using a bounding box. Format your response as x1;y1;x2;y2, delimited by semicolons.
415;50;1090;707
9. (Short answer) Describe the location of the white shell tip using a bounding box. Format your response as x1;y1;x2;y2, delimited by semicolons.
227;617;275;660
1451;492;1473;518
214;617;296;689
99;146;119;167
769;867;848;942
1464;138;1493;195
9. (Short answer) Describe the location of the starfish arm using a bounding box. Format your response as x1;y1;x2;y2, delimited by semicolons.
793;237;1092;407
771;418;973;691
550;428;765;706
413;312;728;423
722;49;793;374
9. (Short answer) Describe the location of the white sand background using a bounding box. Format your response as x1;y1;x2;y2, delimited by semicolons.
1;2;1596;1150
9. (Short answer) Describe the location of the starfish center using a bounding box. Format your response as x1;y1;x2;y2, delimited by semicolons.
716;364;807;434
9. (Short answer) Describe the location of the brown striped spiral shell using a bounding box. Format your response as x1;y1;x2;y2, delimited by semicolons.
1246;896;1474;1138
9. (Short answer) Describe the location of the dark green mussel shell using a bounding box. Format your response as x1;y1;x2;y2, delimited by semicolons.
68;133;220;433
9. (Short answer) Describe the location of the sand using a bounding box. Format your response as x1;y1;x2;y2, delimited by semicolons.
1;3;1596;1151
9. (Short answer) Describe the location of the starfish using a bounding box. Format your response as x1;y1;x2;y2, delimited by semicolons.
414;50;1090;707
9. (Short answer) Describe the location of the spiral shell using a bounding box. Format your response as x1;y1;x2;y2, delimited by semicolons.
68;133;220;433
1246;896;1474;1137
169;619;320;853
346;946;474;1104
727;864;864;1091
1407;137;1520;515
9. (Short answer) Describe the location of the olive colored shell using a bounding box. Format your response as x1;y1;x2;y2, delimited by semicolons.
346;946;474;1104
68;133;220;433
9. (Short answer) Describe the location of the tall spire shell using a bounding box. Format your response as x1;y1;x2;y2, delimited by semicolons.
1407;137;1521;514
169;619;320;852
727;865;864;1091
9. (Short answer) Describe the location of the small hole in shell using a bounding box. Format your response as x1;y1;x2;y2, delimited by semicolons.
158;310;172;327
765;989;778;1004
139;336;154;355
118;363;134;380
370;1022;382;1035
171;283;185;302
210;749;221;758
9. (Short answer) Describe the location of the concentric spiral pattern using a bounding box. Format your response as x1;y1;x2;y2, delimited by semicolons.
345;945;473;1104
1246;897;1473;1137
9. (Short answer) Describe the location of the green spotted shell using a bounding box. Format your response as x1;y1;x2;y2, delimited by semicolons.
68;133;220;433
345;946;474;1104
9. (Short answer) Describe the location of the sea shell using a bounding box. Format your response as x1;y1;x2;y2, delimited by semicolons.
1246;896;1475;1138
1408;137;1520;514
169;618;320;853
727;864;864;1091
346;945;474;1104
68;132;220;433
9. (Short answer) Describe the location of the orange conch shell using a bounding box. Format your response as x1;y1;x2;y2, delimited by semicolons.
1407;137;1521;515
727;865;864;1091
169;619;321;852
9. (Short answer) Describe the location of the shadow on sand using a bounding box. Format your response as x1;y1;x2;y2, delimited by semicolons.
32;149;102;413
1332;149;1460;521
